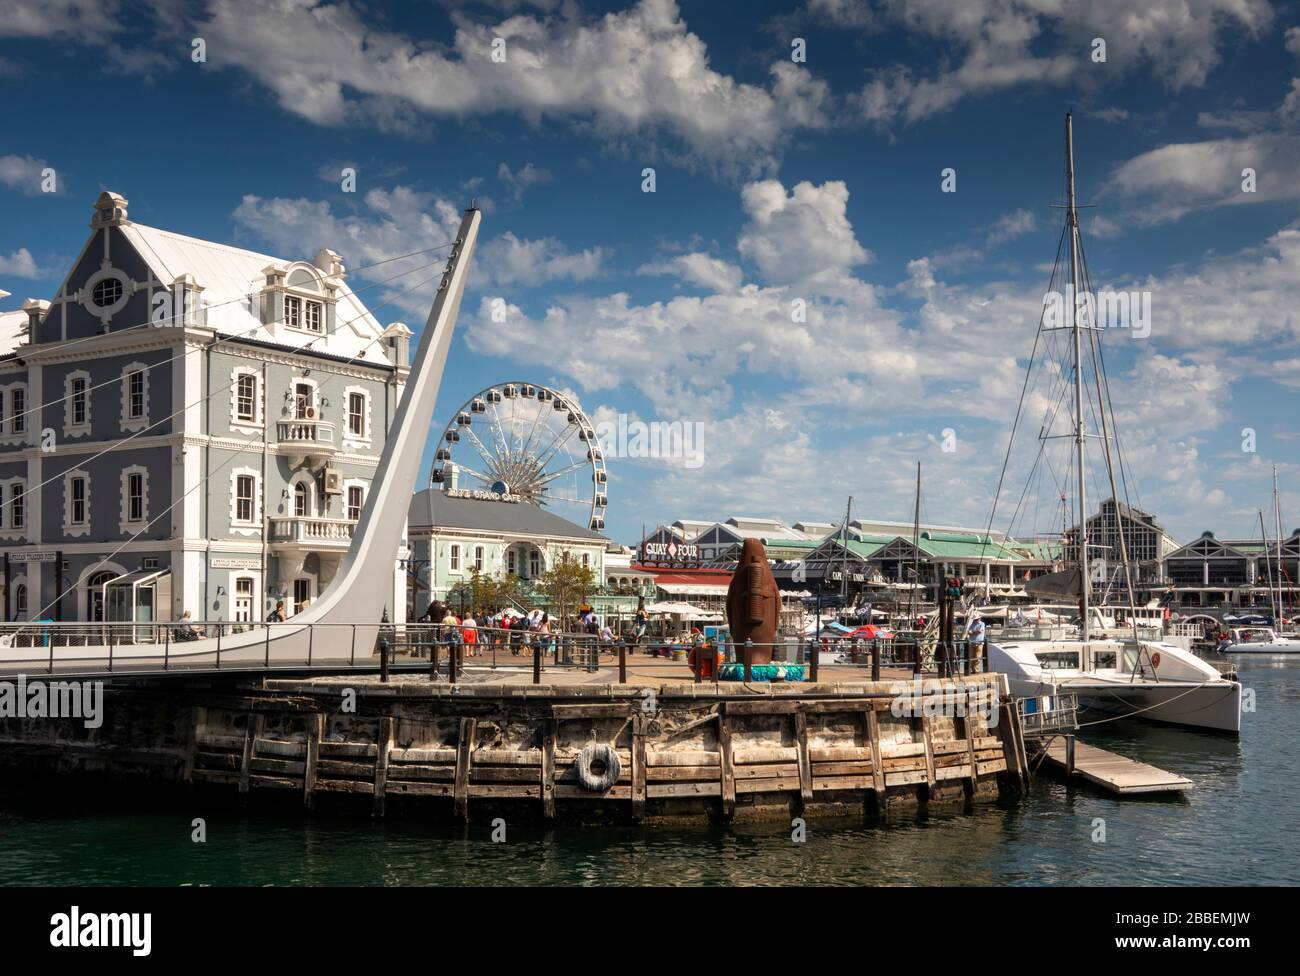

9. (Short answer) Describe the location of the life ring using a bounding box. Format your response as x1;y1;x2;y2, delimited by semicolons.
575;743;621;792
1151;651;1161;668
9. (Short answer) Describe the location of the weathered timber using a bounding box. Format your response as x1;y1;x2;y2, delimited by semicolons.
0;675;1019;824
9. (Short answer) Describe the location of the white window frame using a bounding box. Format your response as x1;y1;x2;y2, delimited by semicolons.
11;576;28;621
63;468;91;538
119;464;149;534
230;467;261;535
0;478;26;536
64;370;91;437
290;376;320;421
344;479;367;521
342;385;371;444
230;368;261;430
289;472;316;518
284;294;302;330
473;544;485;572
11;384;25;435
449;543;462;573
119;362;149;433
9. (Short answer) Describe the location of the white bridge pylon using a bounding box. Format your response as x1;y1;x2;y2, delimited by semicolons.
0;207;482;677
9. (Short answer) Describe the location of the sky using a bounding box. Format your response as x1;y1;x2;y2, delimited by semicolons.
3;0;1300;548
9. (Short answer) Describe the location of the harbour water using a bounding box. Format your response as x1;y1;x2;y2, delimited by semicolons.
1;658;1294;887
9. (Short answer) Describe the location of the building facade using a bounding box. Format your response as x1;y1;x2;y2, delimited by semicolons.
0;191;409;625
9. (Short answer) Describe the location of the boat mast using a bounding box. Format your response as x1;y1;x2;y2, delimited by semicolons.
841;495;853;603
1260;509;1277;624
1274;465;1285;623
911;462;921;622
1066;113;1090;643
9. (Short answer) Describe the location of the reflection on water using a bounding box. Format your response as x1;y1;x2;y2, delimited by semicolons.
1;661;1295;887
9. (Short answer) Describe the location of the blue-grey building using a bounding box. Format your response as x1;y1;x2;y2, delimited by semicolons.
0;191;411;625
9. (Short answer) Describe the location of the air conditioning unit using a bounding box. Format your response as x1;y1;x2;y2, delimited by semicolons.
324;469;344;495
305;406;318;420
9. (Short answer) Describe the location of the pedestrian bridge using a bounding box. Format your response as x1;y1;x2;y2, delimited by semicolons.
0;620;402;681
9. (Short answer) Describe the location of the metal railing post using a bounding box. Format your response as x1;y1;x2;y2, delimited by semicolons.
164;627;170;672
809;638;819;683
379;636;389;683
533;640;541;685
743;638;752;683
871;638;880;682
265;624;271;669
108;631;114;673
350;624;357;667
216;629;222;669
618;640;627;684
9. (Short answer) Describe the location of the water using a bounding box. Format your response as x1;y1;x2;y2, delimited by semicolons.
1;659;1295;886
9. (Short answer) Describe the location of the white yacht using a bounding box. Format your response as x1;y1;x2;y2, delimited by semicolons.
987;635;1241;734
980;115;1242;735
1217;627;1300;656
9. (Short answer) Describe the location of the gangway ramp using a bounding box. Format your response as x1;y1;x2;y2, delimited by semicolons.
1041;738;1192;795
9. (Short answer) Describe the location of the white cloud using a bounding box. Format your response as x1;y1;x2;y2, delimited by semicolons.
0;154;50;195
737;179;870;284
478;230;607;286
851;0;1272;123
497;162;553;203
0;248;41;278
198;0;831;175
1105;134;1300;224
231;187;605;321
638;252;743;292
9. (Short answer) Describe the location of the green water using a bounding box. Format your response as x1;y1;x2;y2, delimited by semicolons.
1;659;1295;886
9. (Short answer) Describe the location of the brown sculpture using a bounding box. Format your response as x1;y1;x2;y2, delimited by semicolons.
726;539;780;666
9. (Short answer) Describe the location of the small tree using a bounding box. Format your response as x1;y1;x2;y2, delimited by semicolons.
539;551;596;628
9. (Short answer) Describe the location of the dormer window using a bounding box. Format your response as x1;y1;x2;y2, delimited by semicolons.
284;294;323;333
93;278;123;307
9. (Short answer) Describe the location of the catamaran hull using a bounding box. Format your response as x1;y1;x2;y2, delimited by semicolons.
1007;675;1241;734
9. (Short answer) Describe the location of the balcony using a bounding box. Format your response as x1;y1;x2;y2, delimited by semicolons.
276;418;338;465
268;516;355;548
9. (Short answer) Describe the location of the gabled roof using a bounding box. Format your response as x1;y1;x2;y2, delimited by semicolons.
409;489;606;541
118;222;393;367
0;309;26;358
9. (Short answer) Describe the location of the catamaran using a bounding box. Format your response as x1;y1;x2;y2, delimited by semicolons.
983;115;1242;734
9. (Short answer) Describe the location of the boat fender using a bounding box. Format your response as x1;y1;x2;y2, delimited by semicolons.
1151;651;1161;669
575;743;621;792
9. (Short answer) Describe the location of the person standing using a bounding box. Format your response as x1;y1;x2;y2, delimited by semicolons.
966;615;986;671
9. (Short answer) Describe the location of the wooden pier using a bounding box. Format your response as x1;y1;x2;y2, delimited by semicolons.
0;673;1029;823
1039;737;1192;796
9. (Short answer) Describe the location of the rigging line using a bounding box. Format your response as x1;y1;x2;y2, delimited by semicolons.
4;250;451;431
1077;236;1144;518
6;240;457;376
0;260;449;517
981;221;1069;561
14;267;447;625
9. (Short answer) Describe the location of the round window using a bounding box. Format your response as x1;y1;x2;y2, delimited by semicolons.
92;278;123;308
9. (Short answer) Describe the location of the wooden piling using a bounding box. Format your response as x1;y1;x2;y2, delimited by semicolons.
372;716;394;818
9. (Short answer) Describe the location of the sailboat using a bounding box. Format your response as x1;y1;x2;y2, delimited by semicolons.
0;207;482;675
984;115;1242;734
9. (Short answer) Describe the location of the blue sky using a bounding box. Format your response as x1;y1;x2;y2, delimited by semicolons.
3;0;1300;546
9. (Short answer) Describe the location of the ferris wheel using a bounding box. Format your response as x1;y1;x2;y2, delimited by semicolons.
431;381;608;531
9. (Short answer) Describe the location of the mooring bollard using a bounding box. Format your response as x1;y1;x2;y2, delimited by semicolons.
618;640;627;684
809;640;819;683
744;638;753;683
449;642;459;683
533;640;542;684
430;640;440;681
871;638;880;682
379;638;389;683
